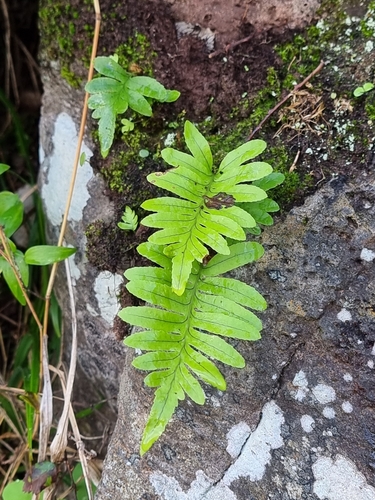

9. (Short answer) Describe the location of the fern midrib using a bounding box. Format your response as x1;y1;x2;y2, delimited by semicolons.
156;264;204;409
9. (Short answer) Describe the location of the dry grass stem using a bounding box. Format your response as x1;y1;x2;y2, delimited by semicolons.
275;88;326;139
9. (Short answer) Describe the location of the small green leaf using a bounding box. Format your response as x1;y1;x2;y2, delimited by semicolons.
353;82;374;97
121;118;135;132
14;249;29;287
0;257;26;305
71;462;97;500
164;89;180;102
79;152;86;166
93;56;130;81
3;480;32;500
0;191;23;237
24;246;76;265
0;163;10;176
118;206;138;231
363;82;374;92
189;330;245;367
178;364;206;404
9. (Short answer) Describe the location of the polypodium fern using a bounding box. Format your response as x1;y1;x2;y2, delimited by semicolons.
85;56;180;158
239;172;285;235
119;240;267;455
141;120;273;295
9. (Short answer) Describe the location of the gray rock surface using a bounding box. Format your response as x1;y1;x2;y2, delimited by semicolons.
95;172;375;499
39;73;125;436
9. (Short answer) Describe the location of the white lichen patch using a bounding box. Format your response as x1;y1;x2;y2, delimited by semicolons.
337;308;352;322
313;454;375;500
300;415;315;433
164;132;177;147
222;401;284;485
150;401;284;499
365;40;374;52
341;401;353;414
312;384;336;404
150;470;237;500
343;373;353;382
360;248;375;262
367;360;374;369
41;112;93;226
91;271;123;325
226;422;251;458
322;407;336;419
292;370;309;401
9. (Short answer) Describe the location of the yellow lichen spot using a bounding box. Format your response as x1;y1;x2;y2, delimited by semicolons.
286;300;307;317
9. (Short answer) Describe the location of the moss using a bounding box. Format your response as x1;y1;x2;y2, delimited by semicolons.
365;100;375;121
262;143;314;208
114;32;157;76
360;2;375;37
85;220;124;272
60;66;82;88
101;122;152;193
39;0;92;86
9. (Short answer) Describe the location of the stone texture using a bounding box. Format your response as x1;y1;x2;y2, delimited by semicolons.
39;73;126;438
95;172;375;499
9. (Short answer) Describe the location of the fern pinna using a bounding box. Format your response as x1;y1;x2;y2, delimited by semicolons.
119;121;283;455
142;121;273;295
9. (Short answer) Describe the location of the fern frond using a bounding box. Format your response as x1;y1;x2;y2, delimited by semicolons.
85;56;180;158
142;120;273;295
119;240;266;455
239;172;285;234
118;206;138;231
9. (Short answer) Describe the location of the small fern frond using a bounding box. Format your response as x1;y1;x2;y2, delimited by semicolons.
119;240;266;455
118;206;138;231
141;120;272;295
85;56;180;157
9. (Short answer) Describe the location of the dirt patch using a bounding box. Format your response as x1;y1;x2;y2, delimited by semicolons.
164;0;321;44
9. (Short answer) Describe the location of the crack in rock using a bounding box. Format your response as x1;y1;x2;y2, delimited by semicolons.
150;401;285;499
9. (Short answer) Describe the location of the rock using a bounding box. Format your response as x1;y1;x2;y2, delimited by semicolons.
39;74;126;438
95;172;375;499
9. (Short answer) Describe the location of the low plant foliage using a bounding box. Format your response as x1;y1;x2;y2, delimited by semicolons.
118;206;138;231
119;122;284;454
85;56;180;157
142;121;279;295
0;164;75;305
353;82;374;97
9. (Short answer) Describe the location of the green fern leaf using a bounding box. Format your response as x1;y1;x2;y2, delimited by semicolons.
85;57;180;158
119;240;266;455
118;206;138;231
142;121;272;295
240;172;285;232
